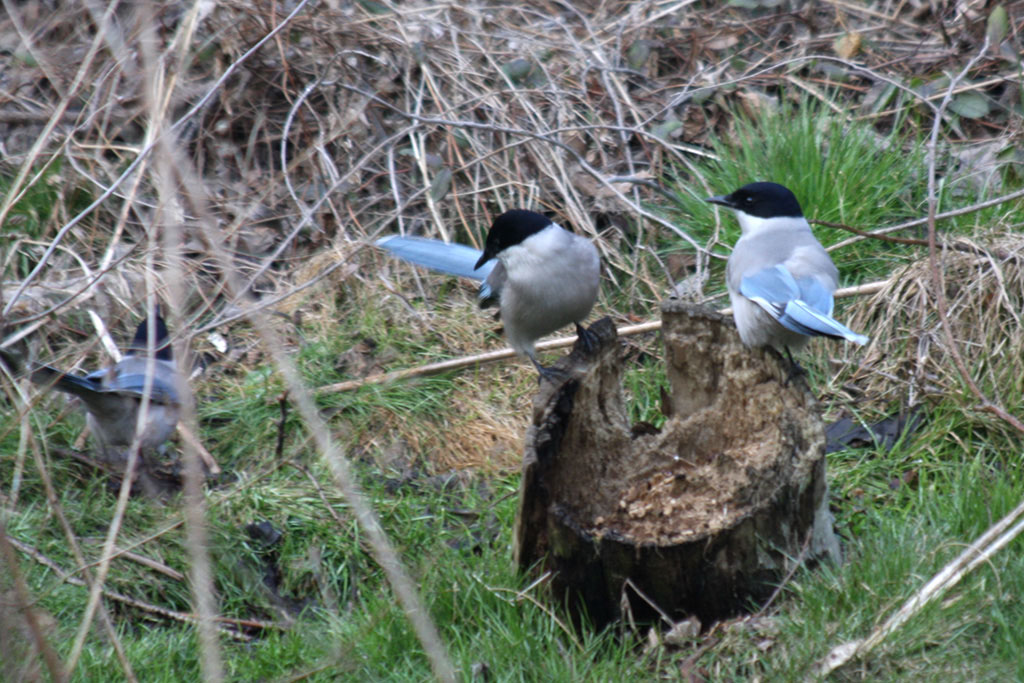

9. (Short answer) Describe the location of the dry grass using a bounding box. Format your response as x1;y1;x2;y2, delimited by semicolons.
2;0;1024;679
5;0;1020;332
844;232;1024;412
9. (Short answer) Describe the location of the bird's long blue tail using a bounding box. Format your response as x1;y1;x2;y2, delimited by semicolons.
376;235;496;281
741;265;869;345
777;300;869;345
28;365;103;398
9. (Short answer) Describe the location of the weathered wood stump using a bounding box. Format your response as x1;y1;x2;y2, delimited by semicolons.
514;301;839;628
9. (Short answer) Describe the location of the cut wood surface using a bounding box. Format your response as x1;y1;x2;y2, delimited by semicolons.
515;301;839;627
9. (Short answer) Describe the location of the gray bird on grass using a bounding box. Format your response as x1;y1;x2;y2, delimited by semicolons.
1;312;180;466
706;182;868;362
376;209;601;380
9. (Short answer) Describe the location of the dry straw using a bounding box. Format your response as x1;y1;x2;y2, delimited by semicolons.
845;234;1024;410
1;0;1021;680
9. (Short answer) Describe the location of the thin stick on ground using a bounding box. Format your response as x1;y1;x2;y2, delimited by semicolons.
828;186;1024;252
3;533;278;640
923;47;1024;436
164;110;458;681
0;521;66;682
819;35;1024;676
318;280;887;394
818;491;1024;675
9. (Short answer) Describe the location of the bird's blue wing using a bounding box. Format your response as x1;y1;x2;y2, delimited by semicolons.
740;264;801;314
794;276;835;316
741;265;868;345
376;236;496;281
84;359;179;403
90;374;179;403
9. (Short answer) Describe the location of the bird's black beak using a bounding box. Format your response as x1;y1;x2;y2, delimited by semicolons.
474;251;493;271
705;194;733;208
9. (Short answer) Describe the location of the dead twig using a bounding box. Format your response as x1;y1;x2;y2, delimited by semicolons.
923;38;1024;436
318;280;886;394
176;422;221;475
0;522;66;683
818;493;1024;675
78;544;185;583
815;219;1014;259
819;35;1024;676
828;187;1024;252
3;533;280;640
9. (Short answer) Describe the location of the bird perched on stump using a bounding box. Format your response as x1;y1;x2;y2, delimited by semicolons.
706;182;868;365
376;209;601;381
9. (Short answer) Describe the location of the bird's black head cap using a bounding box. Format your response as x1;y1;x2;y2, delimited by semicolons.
705;182;804;219
475;209;554;270
129;310;173;361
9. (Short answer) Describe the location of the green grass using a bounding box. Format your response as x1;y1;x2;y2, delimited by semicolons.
3;98;1024;681
0;159;95;278
659;97;1017;300
13;426;1024;681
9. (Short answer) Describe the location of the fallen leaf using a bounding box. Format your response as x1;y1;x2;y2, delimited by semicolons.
987;5;1009;45
949;92;991;119
834;32;862;59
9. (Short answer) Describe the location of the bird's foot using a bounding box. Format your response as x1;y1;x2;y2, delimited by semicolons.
531;357;567;384
575;322;600;355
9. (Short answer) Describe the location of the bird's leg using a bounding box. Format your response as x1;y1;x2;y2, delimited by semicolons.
783;347;806;385
530;354;566;384
575;322;599;355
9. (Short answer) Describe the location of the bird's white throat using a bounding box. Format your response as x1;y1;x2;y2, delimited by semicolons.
732;212;809;237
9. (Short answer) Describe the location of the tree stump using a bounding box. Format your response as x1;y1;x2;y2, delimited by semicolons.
514;301;840;628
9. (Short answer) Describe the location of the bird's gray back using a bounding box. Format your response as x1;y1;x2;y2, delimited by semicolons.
727;226;838;293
